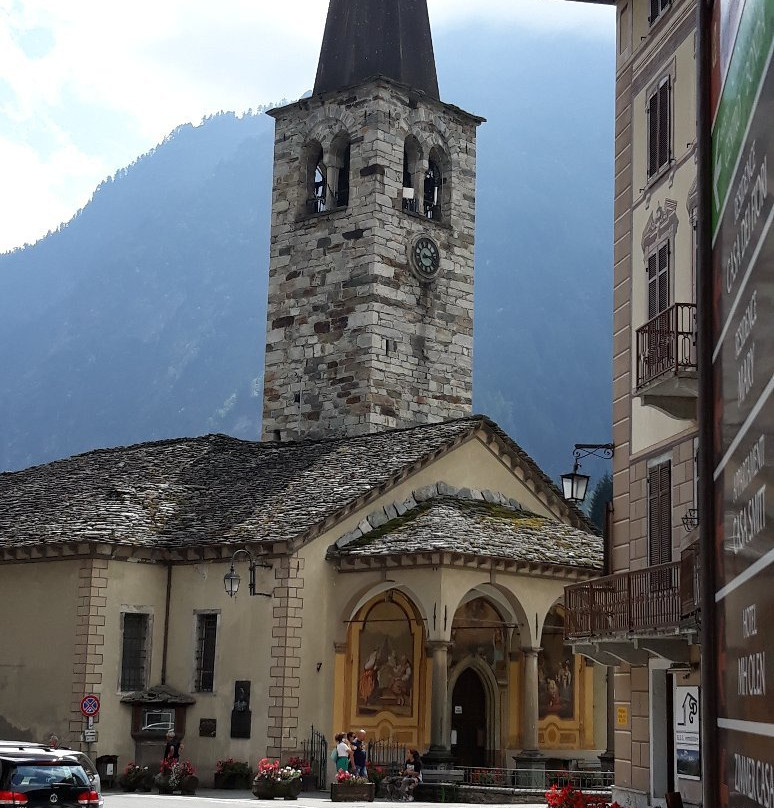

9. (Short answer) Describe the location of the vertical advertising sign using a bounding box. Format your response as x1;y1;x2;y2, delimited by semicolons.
711;0;774;805
675;686;701;780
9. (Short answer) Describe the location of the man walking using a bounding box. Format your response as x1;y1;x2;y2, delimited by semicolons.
352;729;367;778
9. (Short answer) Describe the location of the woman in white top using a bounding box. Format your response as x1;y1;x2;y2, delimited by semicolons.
335;733;351;772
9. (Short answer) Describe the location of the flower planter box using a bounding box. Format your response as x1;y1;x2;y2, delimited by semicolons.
301;774;317;792
330;782;375;802
252;776;303;800
215;772;253;790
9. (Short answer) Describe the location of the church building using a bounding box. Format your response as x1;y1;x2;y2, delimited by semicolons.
0;0;606;785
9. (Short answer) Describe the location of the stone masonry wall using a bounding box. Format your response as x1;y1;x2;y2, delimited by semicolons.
262;78;481;441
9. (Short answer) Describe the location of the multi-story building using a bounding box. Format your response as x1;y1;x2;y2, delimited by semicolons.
565;1;703;806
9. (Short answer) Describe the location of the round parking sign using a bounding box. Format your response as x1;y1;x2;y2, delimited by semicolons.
80;695;100;717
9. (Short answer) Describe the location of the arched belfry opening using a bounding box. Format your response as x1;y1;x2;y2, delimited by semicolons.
425;146;450;221
305;141;327;214
330;133;351;209
402;135;423;214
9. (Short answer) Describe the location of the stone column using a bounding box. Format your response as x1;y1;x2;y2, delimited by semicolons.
424;640;454;766
514;647;545;787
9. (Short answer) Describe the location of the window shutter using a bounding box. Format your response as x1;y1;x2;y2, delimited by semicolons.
648;251;659;320
648;92;659;177
648;462;672;567
658;80;671;169
658;241;670;314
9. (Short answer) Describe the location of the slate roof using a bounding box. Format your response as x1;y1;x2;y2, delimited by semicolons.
0;415;592;551
329;497;603;572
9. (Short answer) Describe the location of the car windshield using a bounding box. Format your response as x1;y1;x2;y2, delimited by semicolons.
10;764;89;791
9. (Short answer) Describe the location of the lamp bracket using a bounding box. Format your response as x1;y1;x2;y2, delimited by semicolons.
572;443;615;463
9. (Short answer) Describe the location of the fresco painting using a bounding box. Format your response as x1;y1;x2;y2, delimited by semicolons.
357;599;414;716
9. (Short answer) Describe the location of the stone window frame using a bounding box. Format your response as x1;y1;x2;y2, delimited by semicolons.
193;610;220;694
119;608;153;693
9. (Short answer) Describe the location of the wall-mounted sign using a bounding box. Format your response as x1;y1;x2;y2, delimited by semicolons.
616;706;629;726
710;0;774;803
454;705;462;714
674;686;701;780
80;695;100;718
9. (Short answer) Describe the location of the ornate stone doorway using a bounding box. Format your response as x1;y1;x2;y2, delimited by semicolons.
450;668;486;767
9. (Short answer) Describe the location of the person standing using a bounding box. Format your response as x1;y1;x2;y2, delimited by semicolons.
352;729;367;777
163;730;181;761
334;733;350;772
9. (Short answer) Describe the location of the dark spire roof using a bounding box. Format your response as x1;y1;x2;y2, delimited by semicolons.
313;0;440;100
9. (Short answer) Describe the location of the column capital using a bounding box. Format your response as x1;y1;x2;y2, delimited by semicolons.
522;647;542;658
425;640;453;655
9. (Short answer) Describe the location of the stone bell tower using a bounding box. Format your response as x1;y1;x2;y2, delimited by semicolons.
261;0;484;442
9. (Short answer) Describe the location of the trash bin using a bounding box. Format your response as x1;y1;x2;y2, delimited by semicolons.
96;755;118;789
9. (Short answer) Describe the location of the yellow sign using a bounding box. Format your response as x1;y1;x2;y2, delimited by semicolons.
616;706;629;726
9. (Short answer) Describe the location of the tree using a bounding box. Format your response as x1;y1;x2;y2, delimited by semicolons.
588;472;613;534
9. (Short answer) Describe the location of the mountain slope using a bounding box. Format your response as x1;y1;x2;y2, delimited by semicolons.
0;25;615;484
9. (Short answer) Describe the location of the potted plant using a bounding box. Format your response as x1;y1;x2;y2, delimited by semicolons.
154;758;174;794
170;760;198;795
330;770;375;802
118;762;144;792
214;758;252;789
251;758;302;800
367;763;387;796
288;757;315;791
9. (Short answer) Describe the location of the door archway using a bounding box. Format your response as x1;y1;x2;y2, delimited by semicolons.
450;668;486;767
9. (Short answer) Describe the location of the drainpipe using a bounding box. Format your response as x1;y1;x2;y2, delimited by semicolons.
161;563;172;685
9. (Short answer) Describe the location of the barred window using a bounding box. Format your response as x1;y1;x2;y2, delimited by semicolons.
120;613;149;691
195;613;218;692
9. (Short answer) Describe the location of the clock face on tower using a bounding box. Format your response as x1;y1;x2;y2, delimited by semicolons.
409;235;441;282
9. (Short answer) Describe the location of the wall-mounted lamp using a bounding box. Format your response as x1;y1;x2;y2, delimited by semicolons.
561;443;614;504
223;548;272;598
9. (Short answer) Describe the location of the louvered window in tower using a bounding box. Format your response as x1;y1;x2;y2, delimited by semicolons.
647;78;671;179
648;461;672;593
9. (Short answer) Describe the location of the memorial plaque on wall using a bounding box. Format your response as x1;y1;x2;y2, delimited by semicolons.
711;0;774;803
230;680;252;739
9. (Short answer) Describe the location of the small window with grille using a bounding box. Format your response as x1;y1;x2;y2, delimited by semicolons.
647;77;671;179
120;612;149;691
195;613;218;692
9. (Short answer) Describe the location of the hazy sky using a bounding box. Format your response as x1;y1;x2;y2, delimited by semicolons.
0;0;613;253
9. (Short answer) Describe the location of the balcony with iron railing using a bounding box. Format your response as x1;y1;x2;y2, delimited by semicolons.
635;303;698;419
565;548;700;644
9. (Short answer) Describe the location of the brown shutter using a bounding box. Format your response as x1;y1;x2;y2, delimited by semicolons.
658;241;670;314
648;462;672;567
658;80;671;170
648;91;659;177
648;251;659;320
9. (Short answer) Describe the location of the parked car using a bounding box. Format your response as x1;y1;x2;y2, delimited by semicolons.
0;747;100;807
0;743;102;807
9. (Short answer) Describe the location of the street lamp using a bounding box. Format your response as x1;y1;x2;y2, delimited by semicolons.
561;443;614;504
223;548;272;598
